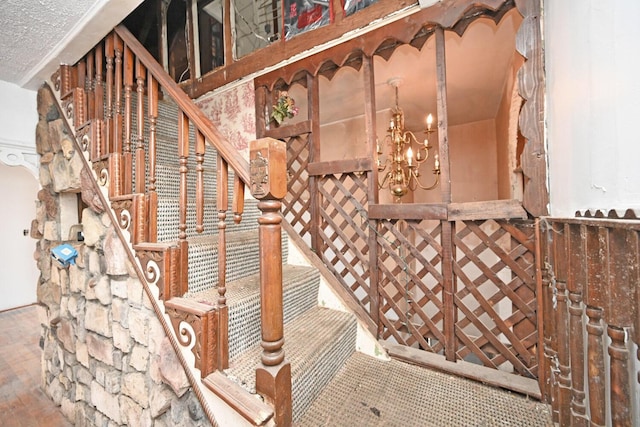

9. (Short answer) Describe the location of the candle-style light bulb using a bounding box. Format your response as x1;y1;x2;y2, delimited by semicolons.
434;154;440;170
426;114;433;131
406;147;413;167
389;118;394;129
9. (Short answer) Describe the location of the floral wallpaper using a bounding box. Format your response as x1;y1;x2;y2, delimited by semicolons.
195;79;256;160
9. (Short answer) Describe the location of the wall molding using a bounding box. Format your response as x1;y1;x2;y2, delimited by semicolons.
0;138;39;177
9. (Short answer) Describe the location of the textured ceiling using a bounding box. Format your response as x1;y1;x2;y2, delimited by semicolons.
0;0;142;89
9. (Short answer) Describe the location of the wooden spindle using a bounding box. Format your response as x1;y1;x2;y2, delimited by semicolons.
122;45;134;195
195;130;205;233
232;176;244;224
94;43;104;122
217;155;228;305
217;154;229;370
541;224;558;417
147;73;158;242
251;138;291;427
552;223;571;426
114;34;124;155
105;35;115;154
585;226;608;427
567;223;587;426
177;111;189;295
86;50;95;122
135;58;146;195
633;230;640;386
606;228;635;427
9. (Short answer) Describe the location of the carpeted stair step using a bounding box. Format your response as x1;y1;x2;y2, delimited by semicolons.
225;306;357;422
185;264;319;359
178;228;287;294
156;197;263;242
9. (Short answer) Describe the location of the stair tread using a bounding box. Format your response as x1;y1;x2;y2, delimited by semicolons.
225;306;356;394
184;264;317;306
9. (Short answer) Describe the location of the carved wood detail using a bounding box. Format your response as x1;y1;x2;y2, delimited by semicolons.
165;298;217;378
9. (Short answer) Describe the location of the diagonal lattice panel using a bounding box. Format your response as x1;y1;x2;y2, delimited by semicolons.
453;219;537;377
377;219;445;353
282;134;312;241
317;173;371;312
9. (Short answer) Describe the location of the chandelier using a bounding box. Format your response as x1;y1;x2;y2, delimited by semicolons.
377;80;440;199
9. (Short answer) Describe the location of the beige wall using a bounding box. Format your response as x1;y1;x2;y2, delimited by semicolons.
411;119;498;204
318;111;499;204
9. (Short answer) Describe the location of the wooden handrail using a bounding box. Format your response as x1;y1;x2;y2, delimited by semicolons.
113;25;251;186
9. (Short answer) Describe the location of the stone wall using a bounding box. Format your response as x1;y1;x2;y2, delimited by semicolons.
32;86;212;427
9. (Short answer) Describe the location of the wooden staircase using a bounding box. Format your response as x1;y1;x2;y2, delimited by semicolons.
48;24;367;426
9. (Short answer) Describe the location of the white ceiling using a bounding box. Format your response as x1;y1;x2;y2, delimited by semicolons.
0;0;143;89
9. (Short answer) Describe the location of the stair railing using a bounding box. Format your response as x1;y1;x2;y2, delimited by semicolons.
52;24;290;424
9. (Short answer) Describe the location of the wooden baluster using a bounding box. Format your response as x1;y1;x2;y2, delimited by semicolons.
552;223;571;426
75;60;87;127
567;223;587;426
217;155;228;298
177;112;189;297
217;154;229;369
147;73;158;242
541;223;559;419
122;45;134;195
251;138;292;427
114;34;123;156
94;43;104;160
195;130;205;233
634;230;640;387
606;228;635;427
86;50;95;123
94;42;104;122
105;35;114;155
232;176;245;225
135;58;146;195
585;226;608;427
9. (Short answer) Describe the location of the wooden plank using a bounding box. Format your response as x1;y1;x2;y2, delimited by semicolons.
363;54;380;335
307;158;373;176
515;0;548;216
307;73;321;258
435;26;450;204
383;342;542;399
369;203;447;220
203;372;274;426
264;119;312;140
447;200;527;221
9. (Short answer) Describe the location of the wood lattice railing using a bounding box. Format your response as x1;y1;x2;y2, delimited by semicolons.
50;24;290;425
540;217;640;426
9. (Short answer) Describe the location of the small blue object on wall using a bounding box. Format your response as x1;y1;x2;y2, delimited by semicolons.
51;243;78;268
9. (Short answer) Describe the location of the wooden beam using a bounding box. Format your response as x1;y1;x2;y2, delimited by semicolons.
264;119;312;140
369;203;447;220
383;342;542;400
307;158;373;176
447;200;528;221
197;0;514;97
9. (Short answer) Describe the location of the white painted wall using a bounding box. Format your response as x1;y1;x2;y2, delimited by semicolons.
545;0;640;216
0;80;39;310
0;81;38;148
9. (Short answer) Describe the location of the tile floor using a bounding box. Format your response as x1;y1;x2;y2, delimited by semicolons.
0;305;71;427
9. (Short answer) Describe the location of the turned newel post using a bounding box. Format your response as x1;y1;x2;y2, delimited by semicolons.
250;138;292;426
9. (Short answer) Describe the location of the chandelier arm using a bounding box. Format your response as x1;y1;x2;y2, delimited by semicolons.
378;170;392;190
413;171;441;191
